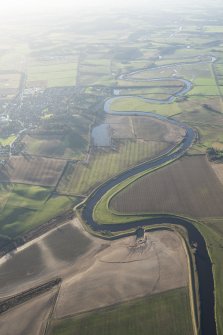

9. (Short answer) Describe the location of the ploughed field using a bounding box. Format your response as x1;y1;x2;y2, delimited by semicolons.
54;229;188;319
0;223;92;295
0;156;67;187
110;156;223;218
0;288;58;335
0;222;192;335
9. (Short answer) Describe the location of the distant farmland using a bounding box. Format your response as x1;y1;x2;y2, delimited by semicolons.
26;61;78;88
110;156;223;218
0;156;67;187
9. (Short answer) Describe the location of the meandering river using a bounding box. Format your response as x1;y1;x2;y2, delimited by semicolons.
82;57;217;335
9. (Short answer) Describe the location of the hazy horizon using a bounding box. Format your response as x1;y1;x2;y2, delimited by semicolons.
1;0;223;17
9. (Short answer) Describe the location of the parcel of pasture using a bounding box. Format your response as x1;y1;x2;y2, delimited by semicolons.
0;156;67;187
0;185;77;238
110;156;223;218
50;288;193;335
58;140;170;195
23;130;87;160
27;62;77;88
108;96;181;116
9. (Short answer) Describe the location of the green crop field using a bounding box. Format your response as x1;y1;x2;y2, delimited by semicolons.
49;287;193;335
23;131;88;160
0;135;16;146
189;85;219;96
108;96;181;116
27;62;78;88
0;183;78;239
58;140;170;195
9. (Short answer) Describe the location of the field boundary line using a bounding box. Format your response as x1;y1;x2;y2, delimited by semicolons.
0;278;61;316
43;281;63;335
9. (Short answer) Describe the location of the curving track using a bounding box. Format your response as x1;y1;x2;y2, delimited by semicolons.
81;58;217;335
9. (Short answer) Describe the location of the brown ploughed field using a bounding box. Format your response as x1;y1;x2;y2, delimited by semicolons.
110;156;223;218
0;156;67;187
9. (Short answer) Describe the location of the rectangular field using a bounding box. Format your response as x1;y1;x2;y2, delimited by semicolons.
22;131;87;160
0;188;77;238
111;156;223;219
57;140;170;195
49;288;194;335
132;116;185;143
0;72;21;89
0;156;67;187
27;62;78;88
109;96;181;116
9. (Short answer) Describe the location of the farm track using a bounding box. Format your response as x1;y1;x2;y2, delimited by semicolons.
81;56;217;335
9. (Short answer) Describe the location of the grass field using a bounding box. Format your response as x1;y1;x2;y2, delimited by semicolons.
27;62;78;88
5;184;52;209
117;87;179;96
0;73;21;89
0;183;13;210
173;98;223;149
110;156;223;219
49;287;194;335
79;58;112;86
0;156;67;187
58;140;170;195
0;183;78;238
108;96;181;116
0;135;16;146
23;132;87;160
189;85;219;96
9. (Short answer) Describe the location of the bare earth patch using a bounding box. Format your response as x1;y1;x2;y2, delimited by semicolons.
54;229;188;318
105;115;135;139
211;162;223;186
105;114;185;143
132;116;185;143
0;288;57;335
0;156;67;186
0;222;188;323
0;222;101;298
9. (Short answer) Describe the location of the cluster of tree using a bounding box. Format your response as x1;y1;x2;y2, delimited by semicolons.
113;47;142;60
207;147;223;161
